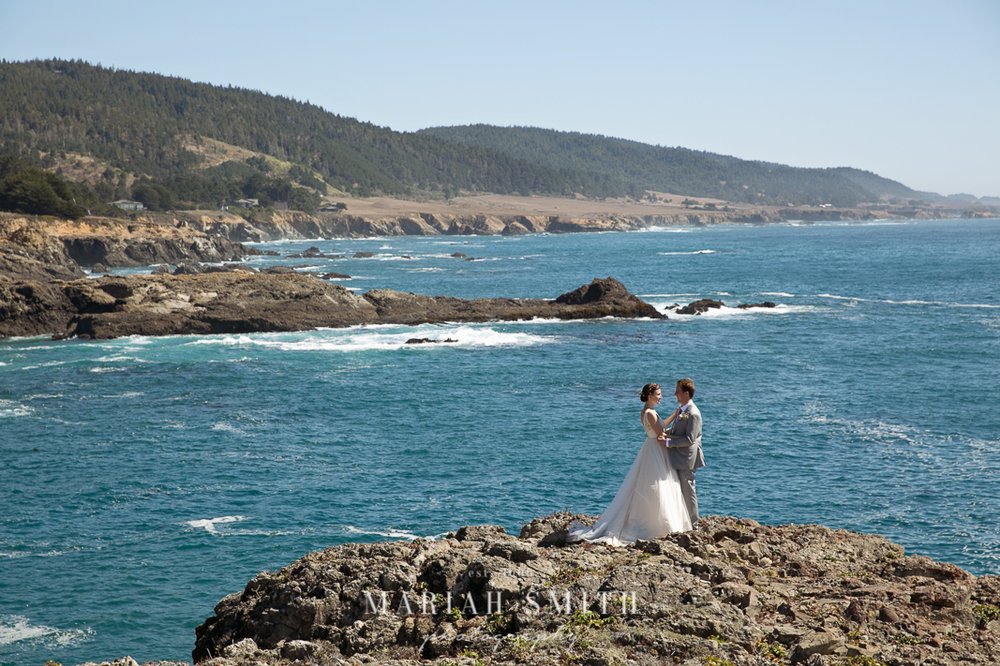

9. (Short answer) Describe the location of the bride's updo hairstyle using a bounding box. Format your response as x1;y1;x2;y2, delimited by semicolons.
640;383;660;402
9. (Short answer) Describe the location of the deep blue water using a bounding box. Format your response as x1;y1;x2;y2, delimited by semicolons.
2;218;999;664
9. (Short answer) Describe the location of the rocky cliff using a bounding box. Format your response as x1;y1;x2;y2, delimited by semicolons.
182;513;1000;665
175;208;879;242
0;213;247;280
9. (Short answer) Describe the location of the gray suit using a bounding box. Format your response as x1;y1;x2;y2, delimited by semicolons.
663;402;704;523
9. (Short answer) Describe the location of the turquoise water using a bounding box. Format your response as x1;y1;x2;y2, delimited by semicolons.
2;218;999;664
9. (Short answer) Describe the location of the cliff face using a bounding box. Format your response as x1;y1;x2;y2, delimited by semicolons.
172;208;866;242
186;513;1000;666
0;213;246;280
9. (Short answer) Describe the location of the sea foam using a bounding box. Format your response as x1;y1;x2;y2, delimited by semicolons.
657;249;716;255
186;325;554;352
0;400;33;418
0;614;93;647
818;293;1000;309
185;515;248;533
344;526;444;541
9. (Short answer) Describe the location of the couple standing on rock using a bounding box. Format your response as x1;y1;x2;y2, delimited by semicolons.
568;378;704;545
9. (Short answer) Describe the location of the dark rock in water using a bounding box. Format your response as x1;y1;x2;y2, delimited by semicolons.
353;251;375;258
555;276;635;305
449;252;467;258
260;250;281;257
288;247;342;259
404;337;458;344
320;272;351;280
737;301;777;310
0;275;663;339
172;263;203;275
151;264;171;275
187;513;1000;666
676;298;725;315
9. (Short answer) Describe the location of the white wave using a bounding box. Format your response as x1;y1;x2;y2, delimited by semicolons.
639;293;700;299
817;293;1000;309
761;292;795;297
0;546;82;559
0;361;7;366
657;249;716;255
19;359;69;369
0;614;93;647
185;325;555;352
211;422;245;436
407;267;445;273
638;226;691;233
662;304;818;319
0;400;33;418
344;526;443;541
96;355;142;363
185;515;248;533
89;366;126;373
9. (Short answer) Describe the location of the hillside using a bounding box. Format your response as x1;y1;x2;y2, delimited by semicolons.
420;124;929;207
0;59;957;216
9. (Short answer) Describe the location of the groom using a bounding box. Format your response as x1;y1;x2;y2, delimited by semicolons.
660;377;705;525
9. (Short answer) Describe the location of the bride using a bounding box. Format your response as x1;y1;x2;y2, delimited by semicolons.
567;383;692;545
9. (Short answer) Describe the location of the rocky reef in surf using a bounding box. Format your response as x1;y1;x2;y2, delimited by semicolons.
0;275;662;339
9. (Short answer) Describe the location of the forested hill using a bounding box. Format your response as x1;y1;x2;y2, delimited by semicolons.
419;125;926;207
1;59;928;216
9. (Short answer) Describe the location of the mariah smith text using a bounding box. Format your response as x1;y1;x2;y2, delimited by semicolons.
363;590;639;616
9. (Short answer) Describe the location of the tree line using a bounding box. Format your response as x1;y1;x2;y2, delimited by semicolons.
0;59;924;218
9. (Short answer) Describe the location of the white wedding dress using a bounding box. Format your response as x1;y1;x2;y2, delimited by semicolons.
567;412;692;545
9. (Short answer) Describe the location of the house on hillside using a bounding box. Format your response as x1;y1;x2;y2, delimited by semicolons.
234;198;260;208
319;202;347;212
110;199;145;211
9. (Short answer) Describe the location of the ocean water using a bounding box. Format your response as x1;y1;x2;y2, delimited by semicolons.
2;218;999;664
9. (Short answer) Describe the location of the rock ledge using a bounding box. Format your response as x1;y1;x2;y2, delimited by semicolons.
179;513;999;665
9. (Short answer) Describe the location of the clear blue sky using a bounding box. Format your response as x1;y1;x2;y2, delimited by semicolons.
2;0;998;196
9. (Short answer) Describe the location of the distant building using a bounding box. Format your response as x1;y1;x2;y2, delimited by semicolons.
234;198;260;207
320;202;347;212
110;199;145;211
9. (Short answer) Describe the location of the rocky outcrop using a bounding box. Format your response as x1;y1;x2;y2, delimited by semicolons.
172;209;882;242
365;277;661;325
185;513;1000;665
675;299;778;315
0;276;663;339
0;213;247;279
676;298;725;315
0;215;85;280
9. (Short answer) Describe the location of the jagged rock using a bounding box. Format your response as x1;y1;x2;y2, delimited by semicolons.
404;337;458;345
737;301;777;309
0;276;664;339
353;251;375;258
183;514;1000;665
172;262;203;275
676;298;725;315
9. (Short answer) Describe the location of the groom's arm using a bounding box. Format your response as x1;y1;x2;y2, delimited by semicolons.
664;411;701;448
